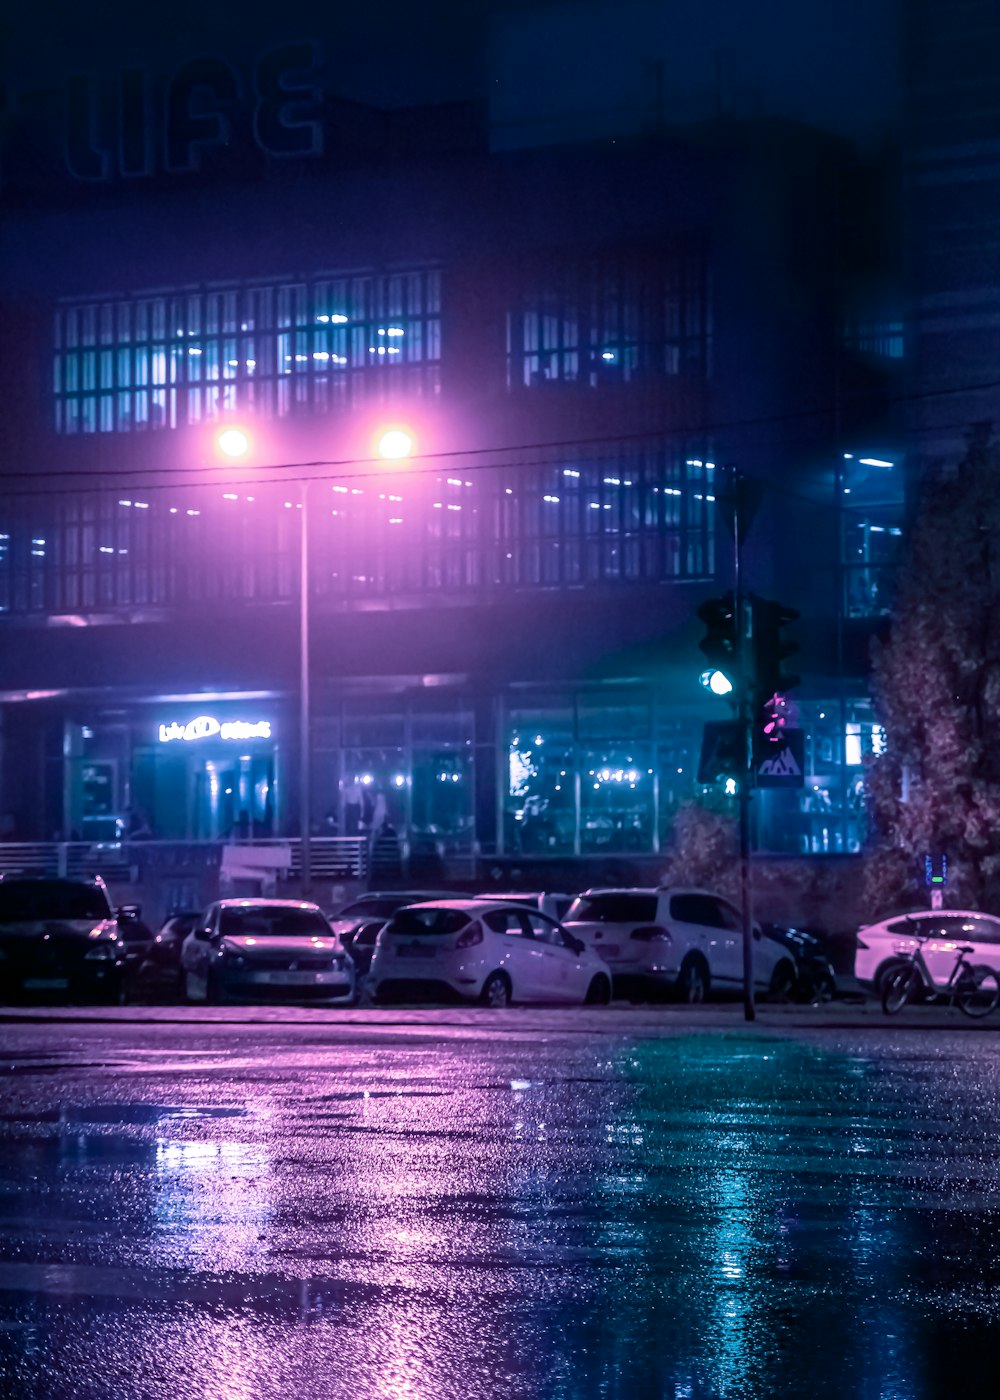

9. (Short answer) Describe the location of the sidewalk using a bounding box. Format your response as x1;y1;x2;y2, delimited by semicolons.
2;998;998;1033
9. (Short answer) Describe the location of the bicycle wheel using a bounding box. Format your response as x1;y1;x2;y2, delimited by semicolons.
881;964;921;1015
955;964;1000;1019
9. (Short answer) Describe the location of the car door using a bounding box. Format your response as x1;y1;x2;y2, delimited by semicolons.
481;908;536;997
667;893;738;987
522;911;584;1002
713;897;751;985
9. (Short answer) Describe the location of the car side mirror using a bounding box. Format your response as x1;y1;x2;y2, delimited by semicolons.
567;936;585;955
193;927;213;942
116;903;141;921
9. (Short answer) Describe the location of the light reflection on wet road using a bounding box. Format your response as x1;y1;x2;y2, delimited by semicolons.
0;1020;998;1399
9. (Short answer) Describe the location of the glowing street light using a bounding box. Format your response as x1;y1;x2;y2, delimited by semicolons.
216;426;252;460
375;426;414;461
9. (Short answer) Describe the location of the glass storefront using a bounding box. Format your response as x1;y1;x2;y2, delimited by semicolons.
32;685;882;860
502;690;701;858
60;705;281;842
755;699;884;854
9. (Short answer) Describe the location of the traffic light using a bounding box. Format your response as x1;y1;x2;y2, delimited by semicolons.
697;592;737;695
759;691;792;744
752;597;801;697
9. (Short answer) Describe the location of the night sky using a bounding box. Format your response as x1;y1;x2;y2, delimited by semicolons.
4;0;900;143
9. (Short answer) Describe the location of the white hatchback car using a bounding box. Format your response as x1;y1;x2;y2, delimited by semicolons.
854;909;1000;993
180;898;355;1005
367;899;613;1007
563;887;797;1002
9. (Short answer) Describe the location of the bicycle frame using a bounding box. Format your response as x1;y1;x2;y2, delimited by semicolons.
899;942;971;998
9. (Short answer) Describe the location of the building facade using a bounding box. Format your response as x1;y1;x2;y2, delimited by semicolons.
0;10;903;887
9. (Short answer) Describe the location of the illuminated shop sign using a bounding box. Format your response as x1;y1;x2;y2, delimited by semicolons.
158;716;272;744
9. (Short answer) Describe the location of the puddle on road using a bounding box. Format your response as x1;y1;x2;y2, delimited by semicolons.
0;1104;247;1126
1;1031;999;1398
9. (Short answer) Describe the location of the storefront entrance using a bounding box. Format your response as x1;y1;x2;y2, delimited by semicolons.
131;709;280;840
192;753;274;841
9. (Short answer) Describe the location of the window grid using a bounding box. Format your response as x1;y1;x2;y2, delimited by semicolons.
54;270;442;435
0;450;714;615
508;243;711;389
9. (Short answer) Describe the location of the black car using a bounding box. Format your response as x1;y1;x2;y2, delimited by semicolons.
328;891;454;976
133;910;201;1000
0;875;127;1003
761;923;837;1003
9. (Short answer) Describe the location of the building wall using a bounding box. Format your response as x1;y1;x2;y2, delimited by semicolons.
0;17;901;860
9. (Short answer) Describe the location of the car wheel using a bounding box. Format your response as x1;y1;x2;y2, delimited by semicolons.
584;974;612;1006
768;959;797;1003
676;956;709;1005
794;966;836;1004
480;971;511;1008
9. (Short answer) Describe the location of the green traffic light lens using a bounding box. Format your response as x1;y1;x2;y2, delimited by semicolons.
701;669;734;696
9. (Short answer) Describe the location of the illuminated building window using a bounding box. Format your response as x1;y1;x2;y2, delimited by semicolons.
0;440;715;613
507;242;711;389
53;269;441;435
840;455;905;618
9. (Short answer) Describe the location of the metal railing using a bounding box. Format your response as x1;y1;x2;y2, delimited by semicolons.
0;837;368;884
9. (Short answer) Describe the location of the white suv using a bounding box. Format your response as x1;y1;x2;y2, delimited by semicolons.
854;909;1000;993
563;887;797;1002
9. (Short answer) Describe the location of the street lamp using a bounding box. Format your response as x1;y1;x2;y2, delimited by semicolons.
215;426;252;460
215;422;416;892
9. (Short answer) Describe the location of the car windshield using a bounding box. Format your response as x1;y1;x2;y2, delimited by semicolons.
385;907;472;937
567;893;658;923
219;907;331;938
0;881;111;922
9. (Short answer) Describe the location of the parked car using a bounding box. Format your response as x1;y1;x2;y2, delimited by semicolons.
563;887;797;1002
0;874;127;1004
367;899;613;1007
761;923;837;1002
329;891;454;976
114;904;156;988
180;899;355;1005
134;910;202;999
854;909;1000;993
473;891;575;921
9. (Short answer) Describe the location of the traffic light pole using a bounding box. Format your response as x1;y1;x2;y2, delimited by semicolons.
730;469;756;1023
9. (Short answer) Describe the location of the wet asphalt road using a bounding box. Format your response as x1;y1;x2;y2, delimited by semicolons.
0;1012;998;1399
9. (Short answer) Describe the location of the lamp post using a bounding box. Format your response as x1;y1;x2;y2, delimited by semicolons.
217;422;416;895
299;476;313;893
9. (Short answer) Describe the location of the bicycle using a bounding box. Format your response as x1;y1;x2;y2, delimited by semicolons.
880;935;1000;1018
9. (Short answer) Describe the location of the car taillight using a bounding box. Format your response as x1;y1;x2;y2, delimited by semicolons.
455;921;484;949
630;925;672;944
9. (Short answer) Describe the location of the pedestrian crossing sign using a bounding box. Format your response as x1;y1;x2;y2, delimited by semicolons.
755;728;805;788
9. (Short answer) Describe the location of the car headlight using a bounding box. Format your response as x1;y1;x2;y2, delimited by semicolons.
84;942;118;961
